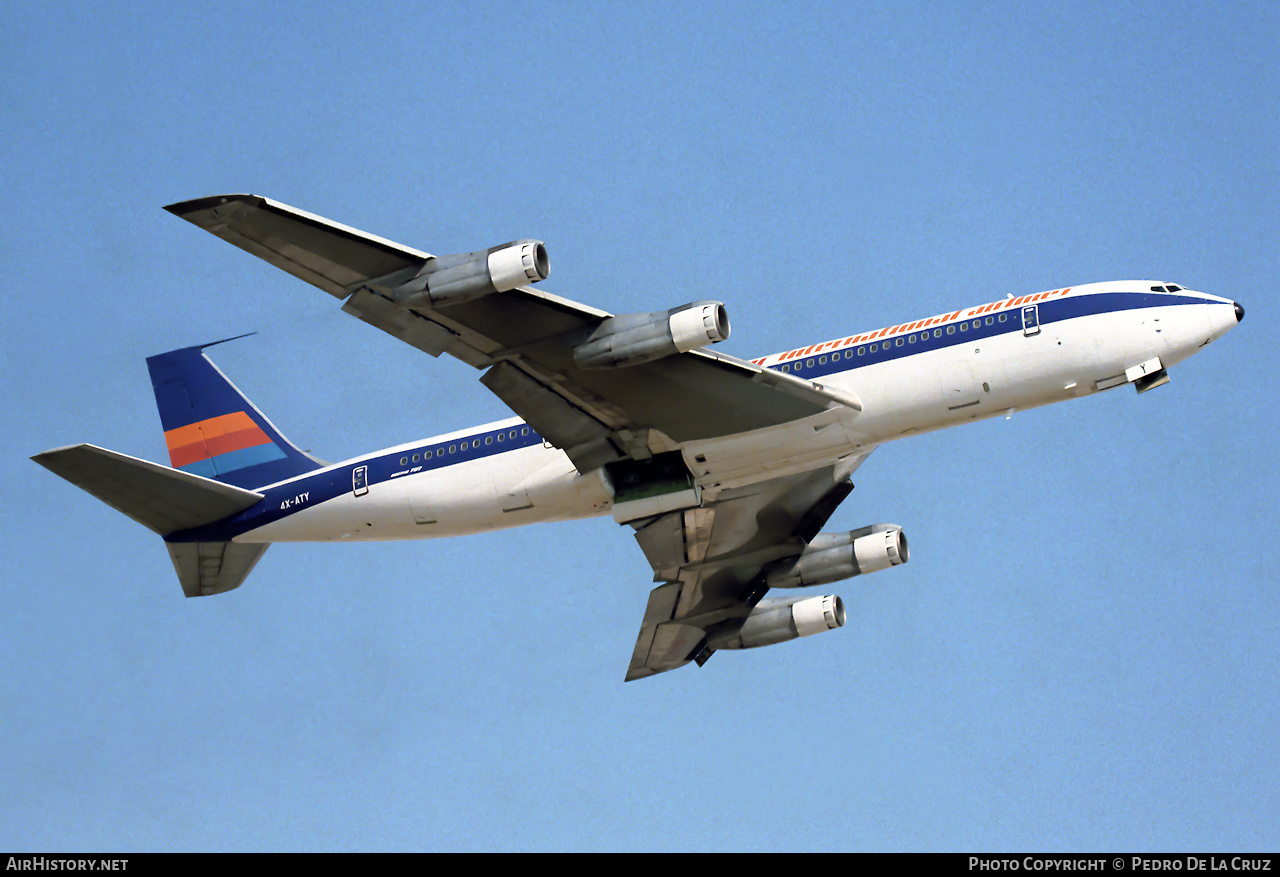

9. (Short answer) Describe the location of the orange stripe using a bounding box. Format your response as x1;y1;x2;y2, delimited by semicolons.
165;412;271;467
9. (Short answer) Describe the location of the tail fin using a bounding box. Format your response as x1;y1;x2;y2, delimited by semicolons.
147;335;322;489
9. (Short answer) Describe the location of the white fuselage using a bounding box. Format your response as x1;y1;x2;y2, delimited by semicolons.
235;282;1240;544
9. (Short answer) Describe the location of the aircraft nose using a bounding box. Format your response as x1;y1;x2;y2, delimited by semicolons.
1235;301;1245;323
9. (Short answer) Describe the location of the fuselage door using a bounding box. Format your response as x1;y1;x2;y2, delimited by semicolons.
353;465;369;497
1022;305;1041;336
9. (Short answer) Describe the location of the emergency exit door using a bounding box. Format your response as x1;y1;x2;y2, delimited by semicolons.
1022;305;1041;336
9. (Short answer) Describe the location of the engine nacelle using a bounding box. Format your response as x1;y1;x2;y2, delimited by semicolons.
573;300;730;369
713;594;845;650
393;239;549;308
765;524;909;589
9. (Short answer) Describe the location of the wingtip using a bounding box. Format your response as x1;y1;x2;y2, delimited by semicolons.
31;443;92;465
163;194;261;218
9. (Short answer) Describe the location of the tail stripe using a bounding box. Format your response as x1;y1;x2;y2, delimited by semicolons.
164;411;285;472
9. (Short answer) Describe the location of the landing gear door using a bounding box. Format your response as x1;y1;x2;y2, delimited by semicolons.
1022;305;1041;336
353;465;369;497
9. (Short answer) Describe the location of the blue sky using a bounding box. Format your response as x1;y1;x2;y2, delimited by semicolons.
3;0;1276;852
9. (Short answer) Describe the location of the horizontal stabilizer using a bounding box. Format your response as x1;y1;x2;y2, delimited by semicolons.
167;541;269;597
32;443;264;535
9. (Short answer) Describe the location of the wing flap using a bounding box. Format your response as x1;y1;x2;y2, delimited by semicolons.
480;361;621;471
342;287;480;361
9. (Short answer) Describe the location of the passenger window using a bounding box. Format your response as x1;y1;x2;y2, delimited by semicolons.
985;317;994;325
870;343;878;352
521;428;529;436
908;335;916;344
400;457;407;466
999;313;1007;322
449;445;456;453
895;338;903;347
857;347;865;356
959;323;967;332
947;325;955;335
412;454;420;462
934;328;942;337
485;437;493;445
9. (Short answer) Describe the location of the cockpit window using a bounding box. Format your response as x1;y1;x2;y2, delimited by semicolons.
1151;283;1183;292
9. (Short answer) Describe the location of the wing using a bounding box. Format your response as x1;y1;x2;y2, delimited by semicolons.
165;195;861;472
166;194;881;676
625;454;872;680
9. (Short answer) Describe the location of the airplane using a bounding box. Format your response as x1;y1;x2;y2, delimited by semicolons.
32;194;1245;680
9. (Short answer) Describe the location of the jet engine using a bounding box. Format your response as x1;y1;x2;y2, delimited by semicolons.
573;300;730;369
713;594;845;650
392;240;549;308
765;524;909;589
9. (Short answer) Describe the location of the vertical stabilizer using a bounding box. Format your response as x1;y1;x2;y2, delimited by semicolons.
147;336;322;489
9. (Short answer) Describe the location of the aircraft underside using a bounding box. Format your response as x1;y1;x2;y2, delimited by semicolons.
32;193;1243;679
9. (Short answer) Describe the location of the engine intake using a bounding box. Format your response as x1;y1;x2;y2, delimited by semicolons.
574;300;730;369
766;524;909;589
393;240;549;308
713;594;845;650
